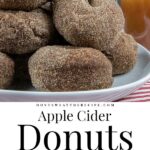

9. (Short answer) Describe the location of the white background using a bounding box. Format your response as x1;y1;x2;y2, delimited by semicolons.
0;103;149;150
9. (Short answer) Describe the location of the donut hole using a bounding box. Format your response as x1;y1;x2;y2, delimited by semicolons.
86;0;101;7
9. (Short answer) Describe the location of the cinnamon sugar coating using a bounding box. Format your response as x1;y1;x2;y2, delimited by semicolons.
53;0;124;51
0;9;55;54
0;52;14;89
0;0;48;10
103;32;137;75
29;46;113;91
53;0;138;75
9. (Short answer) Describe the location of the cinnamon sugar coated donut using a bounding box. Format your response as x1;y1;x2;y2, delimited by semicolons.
53;0;124;51
29;46;113;91
53;0;138;75
103;32;137;75
0;0;48;10
0;9;56;54
0;52;14;89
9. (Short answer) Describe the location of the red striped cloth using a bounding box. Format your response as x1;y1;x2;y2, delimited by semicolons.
117;80;150;102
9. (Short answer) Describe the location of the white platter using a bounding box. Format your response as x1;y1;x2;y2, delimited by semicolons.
0;44;150;102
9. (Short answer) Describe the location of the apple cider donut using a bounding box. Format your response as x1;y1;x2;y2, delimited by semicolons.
103;32;137;75
0;9;55;54
0;0;48;11
53;0;138;75
29;46;113;91
53;0;124;51
0;52;14;89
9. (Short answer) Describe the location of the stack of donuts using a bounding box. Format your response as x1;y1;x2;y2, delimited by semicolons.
0;0;137;91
